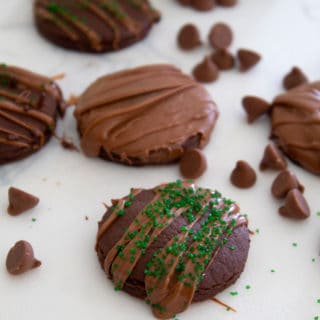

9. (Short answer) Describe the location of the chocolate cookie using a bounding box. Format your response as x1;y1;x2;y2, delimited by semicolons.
271;81;320;174
96;181;250;319
74;64;218;165
0;64;63;164
34;0;160;53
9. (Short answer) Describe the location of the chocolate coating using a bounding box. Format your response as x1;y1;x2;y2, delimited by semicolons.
96;181;250;319
7;187;40;216
75;64;218;165
34;0;160;53
0;64;63;164
6;240;41;275
271;81;320;174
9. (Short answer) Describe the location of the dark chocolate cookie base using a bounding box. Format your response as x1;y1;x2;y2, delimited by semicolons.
96;189;250;302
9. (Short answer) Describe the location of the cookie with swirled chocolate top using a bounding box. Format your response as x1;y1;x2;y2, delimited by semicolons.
271;81;320;174
74;64;218;165
96;181;250;319
0;64;63;164
34;0;160;53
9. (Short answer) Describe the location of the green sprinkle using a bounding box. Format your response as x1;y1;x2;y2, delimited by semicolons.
32;218;36;222
312;258;316;262
271;269;276;273
314;317;319;320
316;211;320;216
317;299;320;304
245;285;251;290
117;209;125;216
230;291;238;296
229;245;236;251
255;228;260;234
292;242;298;247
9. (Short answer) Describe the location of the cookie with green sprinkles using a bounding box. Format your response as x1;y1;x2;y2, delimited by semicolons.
34;0;161;53
0;64;63;164
96;181;250;319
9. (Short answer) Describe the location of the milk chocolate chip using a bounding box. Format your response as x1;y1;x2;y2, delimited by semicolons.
209;23;233;50
177;24;202;50
283;67;308;90
217;0;237;6
193;57;219;83
211;49;235;70
191;0;216;11
7;187;39;216
237;49;261;72
6;241;41;275
230;160;257;188
279;189;310;219
242;96;271;123
260;143;287;171
180;148;207;179
271;170;304;199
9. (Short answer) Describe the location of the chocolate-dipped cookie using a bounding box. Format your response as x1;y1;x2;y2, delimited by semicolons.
271;81;320;174
34;0;160;53
96;181;250;319
74;64;218;165
0;64;63;164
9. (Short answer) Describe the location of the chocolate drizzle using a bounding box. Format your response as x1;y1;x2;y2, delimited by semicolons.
0;64;63;164
34;0;160;52
271;81;320;174
96;181;247;319
75;64;218;165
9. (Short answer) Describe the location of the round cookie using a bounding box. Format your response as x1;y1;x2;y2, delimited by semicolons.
271;81;320;174
34;0;161;53
96;181;250;319
0;64;63;164
74;64;218;165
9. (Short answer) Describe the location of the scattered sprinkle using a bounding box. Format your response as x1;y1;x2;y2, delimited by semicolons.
317;299;320;304
85;216;89;221
314;316;319;320
32;218;36;222
292;242;298;247
229;245;236;251
230;291;238;296
245;285;251;290
271;269;276;273
255;228;260;234
312;258;316;262
316;211;320;217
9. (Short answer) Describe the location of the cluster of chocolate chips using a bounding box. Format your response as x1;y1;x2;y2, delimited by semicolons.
5;187;42;276
177;22;261;83
177;0;237;11
259;143;310;219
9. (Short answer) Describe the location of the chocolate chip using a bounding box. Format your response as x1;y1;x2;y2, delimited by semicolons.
237;49;261;72
209;23;233;50
191;0;216;11
260;143;287;171
279;189;310;219
177;24;202;50
192;56;219;83
242;96;271;123
217;0;237;6
211;49;235;70
6;240;41;275
271;170;304;199
230;160;257;188
178;0;191;5
180;148;207;179
7;187;39;216
283;67;308;90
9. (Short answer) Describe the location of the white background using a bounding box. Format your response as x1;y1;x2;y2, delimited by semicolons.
0;0;320;319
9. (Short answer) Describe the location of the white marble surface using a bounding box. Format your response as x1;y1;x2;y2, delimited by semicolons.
0;1;320;319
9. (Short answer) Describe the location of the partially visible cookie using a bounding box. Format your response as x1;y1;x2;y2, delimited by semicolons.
34;0;160;53
75;64;219;166
96;181;250;319
0;64;63;164
271;81;320;174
